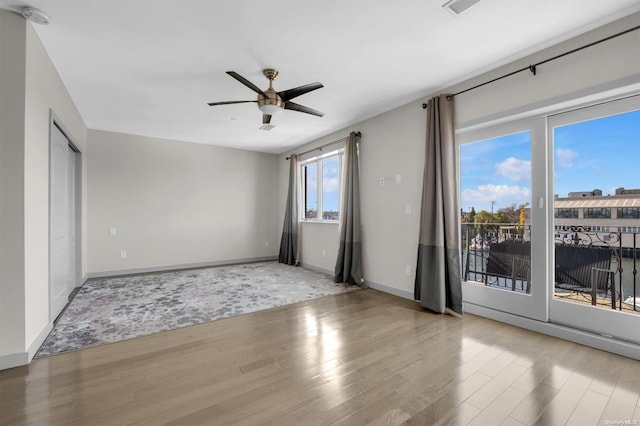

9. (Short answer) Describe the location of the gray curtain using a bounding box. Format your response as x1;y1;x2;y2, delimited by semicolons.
414;96;463;315
279;154;300;265
335;132;363;284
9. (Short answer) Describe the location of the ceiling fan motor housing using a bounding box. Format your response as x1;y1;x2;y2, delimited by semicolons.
258;90;284;115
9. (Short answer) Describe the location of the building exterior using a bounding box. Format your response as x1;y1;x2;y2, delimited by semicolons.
554;188;640;254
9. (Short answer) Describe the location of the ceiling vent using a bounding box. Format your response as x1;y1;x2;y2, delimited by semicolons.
442;0;481;15
259;124;275;131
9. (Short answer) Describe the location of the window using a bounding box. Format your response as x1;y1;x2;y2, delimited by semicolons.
582;225;609;232
555;208;578;218
619;226;640;233
301;150;343;221
618;207;640;219
459;129;533;294
583;208;611;219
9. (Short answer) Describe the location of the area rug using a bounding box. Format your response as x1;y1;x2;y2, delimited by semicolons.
36;262;359;358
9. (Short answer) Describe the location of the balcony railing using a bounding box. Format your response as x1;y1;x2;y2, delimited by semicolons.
461;223;639;312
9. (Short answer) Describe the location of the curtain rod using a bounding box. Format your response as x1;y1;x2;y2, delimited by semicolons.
422;24;640;108
285;131;361;160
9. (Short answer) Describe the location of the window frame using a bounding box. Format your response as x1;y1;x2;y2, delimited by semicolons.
299;148;344;223
618;207;640;219
583;207;611;219
555;208;579;218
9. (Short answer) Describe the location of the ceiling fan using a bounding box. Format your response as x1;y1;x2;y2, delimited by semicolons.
207;69;324;125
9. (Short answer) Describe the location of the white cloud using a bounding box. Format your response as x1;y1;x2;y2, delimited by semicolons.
323;177;340;193
556;148;578;168
495;157;531;182
462;184;530;211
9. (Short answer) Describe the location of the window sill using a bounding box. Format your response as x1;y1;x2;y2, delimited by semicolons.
300;219;339;225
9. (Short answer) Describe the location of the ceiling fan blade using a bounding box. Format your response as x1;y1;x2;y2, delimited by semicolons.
207;100;256;106
278;82;324;102
284;101;324;117
226;71;266;96
263;114;272;124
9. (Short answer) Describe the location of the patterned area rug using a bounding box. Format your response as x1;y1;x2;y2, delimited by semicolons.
37;262;359;358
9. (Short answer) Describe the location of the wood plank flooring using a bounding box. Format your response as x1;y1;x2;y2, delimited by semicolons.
1;289;639;425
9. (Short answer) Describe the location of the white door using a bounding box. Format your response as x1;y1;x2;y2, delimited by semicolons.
50;124;76;322
458;118;548;321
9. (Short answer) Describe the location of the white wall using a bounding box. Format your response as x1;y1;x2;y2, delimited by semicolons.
87;130;279;275
24;23;88;350
0;10;27;360
0;11;88;367
453;12;640;127
279;12;640;299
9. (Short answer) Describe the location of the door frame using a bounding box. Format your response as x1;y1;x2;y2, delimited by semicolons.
48;111;82;323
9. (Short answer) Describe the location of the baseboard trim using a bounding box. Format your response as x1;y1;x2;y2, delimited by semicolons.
464;302;640;360
86;256;278;279
299;263;333;276
0;352;29;371
365;279;413;300
0;321;53;371
28;322;53;360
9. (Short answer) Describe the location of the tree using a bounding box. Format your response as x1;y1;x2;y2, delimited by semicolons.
519;203;528;226
474;210;498;224
496;203;519;224
518;202;529;238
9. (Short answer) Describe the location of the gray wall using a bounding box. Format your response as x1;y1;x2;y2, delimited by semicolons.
0;10;27;360
0;11;88;366
278;12;640;299
87;130;279;275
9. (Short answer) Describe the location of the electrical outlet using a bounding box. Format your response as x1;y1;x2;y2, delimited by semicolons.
405;204;412;215
379;177;385;186
395;174;402;184
120;250;127;259
109;227;117;236
405;265;411;276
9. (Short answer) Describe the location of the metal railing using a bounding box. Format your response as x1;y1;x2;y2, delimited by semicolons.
461;223;639;311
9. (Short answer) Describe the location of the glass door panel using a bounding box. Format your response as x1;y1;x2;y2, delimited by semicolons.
459;119;547;321
549;95;640;344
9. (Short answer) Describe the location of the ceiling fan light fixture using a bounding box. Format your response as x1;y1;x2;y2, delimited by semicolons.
258;104;284;115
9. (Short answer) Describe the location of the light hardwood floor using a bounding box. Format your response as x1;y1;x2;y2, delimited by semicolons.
1;289;639;425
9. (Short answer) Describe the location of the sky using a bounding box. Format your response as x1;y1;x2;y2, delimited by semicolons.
460;109;640;213
304;155;340;214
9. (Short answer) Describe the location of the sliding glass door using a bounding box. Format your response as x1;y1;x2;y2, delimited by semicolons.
459;94;640;344
549;95;640;344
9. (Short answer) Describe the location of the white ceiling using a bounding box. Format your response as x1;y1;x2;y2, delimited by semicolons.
2;0;640;154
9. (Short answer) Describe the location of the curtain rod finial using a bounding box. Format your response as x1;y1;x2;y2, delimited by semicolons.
422;103;427;109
